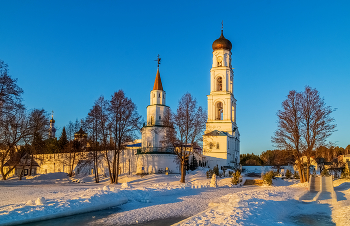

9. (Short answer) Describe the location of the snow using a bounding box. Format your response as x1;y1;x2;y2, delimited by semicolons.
0;169;349;226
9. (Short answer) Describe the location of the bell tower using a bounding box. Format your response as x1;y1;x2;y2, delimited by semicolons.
203;27;240;169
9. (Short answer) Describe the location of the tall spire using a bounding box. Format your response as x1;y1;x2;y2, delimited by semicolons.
153;67;163;90
153;55;163;90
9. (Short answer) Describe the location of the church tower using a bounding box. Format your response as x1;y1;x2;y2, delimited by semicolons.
48;113;56;139
142;64;169;149
202;28;240;169
138;57;179;174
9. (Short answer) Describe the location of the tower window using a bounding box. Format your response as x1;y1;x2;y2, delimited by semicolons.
216;142;220;149
159;116;161;120
216;77;222;91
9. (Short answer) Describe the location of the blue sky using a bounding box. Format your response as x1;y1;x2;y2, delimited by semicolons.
0;0;349;154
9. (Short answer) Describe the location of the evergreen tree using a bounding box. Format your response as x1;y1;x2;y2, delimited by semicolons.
58;127;69;151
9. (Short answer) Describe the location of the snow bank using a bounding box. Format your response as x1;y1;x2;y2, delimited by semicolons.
0;189;127;226
176;184;331;226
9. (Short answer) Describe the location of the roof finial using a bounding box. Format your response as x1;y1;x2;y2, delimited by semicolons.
51;110;54;119
221;20;224;36
155;54;161;68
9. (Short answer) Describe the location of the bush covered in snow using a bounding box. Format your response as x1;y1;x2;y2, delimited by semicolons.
262;171;274;186
210;174;217;188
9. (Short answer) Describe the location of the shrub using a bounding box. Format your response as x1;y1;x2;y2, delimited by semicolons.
228;170;234;177
321;168;330;177
341;167;350;179
285;169;292;179
262;171;274;185
213;165;219;176
231;170;242;185
293;171;300;179
206;169;214;179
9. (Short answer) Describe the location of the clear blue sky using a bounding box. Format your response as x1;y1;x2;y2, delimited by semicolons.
1;0;349;154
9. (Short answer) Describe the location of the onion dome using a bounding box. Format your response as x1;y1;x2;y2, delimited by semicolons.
50;116;55;123
153;68;163;91
212;30;232;51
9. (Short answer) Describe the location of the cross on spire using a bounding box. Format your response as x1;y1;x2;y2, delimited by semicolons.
221;20;223;31
51;110;54;119
155;54;161;68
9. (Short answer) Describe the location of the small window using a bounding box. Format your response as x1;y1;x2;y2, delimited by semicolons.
159;116;161;120
153;94;155;97
159;94;160;98
216;142;220;149
209;142;213;149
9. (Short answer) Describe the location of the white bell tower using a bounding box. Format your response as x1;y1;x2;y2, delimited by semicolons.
203;28;240;169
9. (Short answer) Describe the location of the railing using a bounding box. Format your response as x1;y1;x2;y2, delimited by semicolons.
137;147;175;154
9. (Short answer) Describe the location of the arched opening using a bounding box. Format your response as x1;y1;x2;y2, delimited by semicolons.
216;102;223;120
216;77;222;91
217;56;223;67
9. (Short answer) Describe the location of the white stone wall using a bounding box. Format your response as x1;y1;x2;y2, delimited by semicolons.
136;153;180;174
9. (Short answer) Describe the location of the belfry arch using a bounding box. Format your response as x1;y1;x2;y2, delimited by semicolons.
216;76;223;91
216;101;223;120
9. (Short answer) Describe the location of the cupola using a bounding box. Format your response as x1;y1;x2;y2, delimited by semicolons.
212;30;232;51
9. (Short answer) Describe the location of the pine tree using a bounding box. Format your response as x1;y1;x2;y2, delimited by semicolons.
58;127;69;152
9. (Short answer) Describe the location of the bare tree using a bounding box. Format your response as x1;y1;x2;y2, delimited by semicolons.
163;93;206;183
107;90;141;184
66;121;75;141
26;109;49;175
85;96;109;183
272;86;336;183
0;60;30;180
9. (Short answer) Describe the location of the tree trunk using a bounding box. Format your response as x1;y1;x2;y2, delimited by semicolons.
112;149;117;183
29;154;34;176
297;161;304;183
94;149;99;183
180;157;185;183
105;150;113;183
115;151;120;184
0;162;6;180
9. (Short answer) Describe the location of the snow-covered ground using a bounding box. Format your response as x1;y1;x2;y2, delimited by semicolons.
0;169;349;226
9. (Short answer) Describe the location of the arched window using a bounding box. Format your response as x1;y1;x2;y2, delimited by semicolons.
150;116;154;125
216;102;223;120
216;77;222;91
159;93;160;98
216;142;220;149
